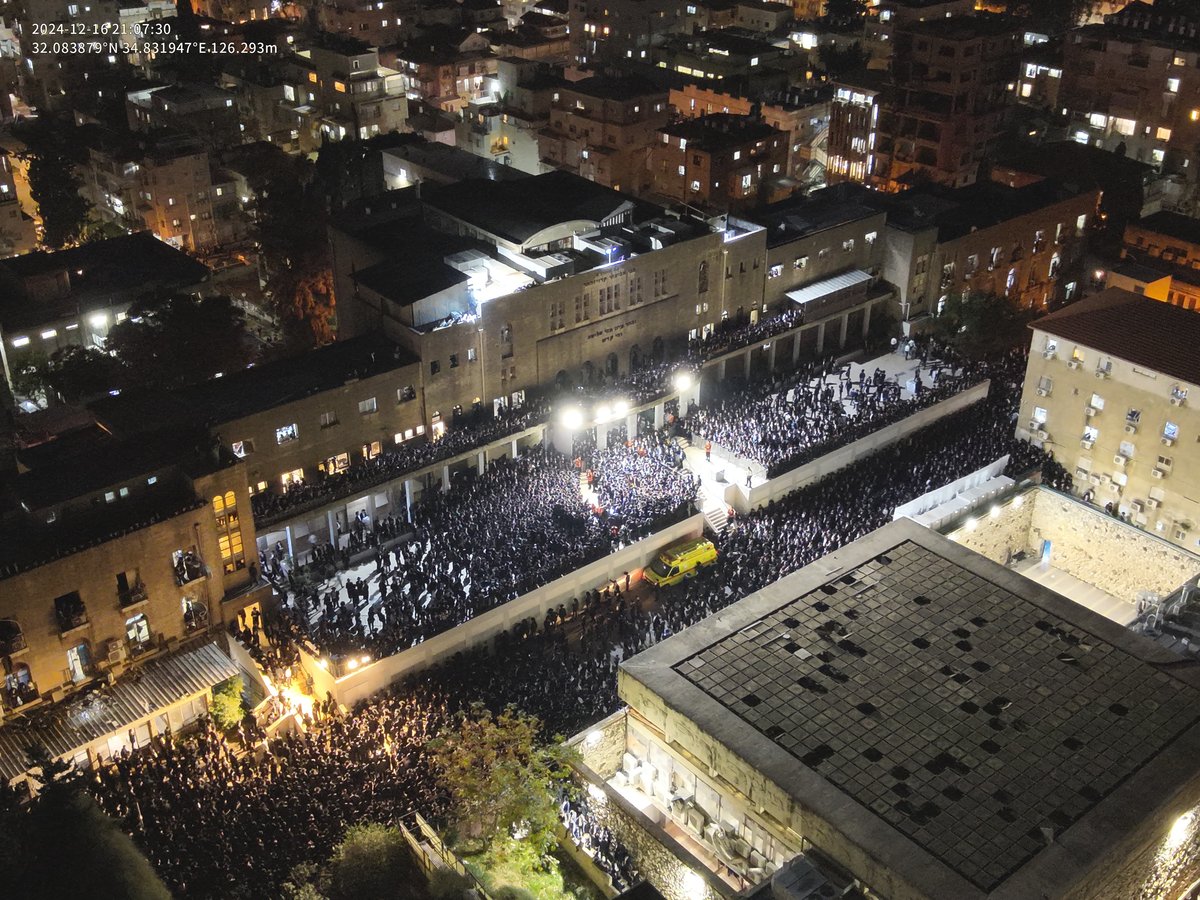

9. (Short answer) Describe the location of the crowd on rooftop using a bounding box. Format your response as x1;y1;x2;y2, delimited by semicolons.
81;350;1066;898
266;434;697;661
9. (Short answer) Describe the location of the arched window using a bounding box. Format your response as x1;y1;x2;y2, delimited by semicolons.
606;352;619;376
629;344;642;371
652;336;665;361
698;259;709;294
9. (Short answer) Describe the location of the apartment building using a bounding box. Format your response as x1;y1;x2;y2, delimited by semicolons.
300;33;410;139
669;83;831;181
568;0;685;67
538;75;671;194
0;233;210;395
840;13;1023;190
0;426;262;725
392;33;497;112
1059;2;1200;200
90;334;426;498
864;178;1099;322
82;132;246;254
126;84;243;152
1124;211;1200;269
0;150;35;258
1018;287;1200;551
454;57;556;175
315;0;413;49
650;114;790;211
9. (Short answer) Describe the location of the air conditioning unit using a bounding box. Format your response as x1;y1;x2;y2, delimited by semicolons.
1124;423;1138;435
1170;396;1186;407
1075;467;1090;480
1152;467;1166;479
1084;406;1097;417
1089;473;1102;486
1107;482;1122;495
1135;513;1148;526
1068;359;1083;370
1042;349;1056;360
1162;436;1176;447
1080;439;1094;450
1095;368;1109;379
1131;500;1145;513
107;641;127;666
1147;497;1161;509
1036;387;1051;397
1113;454;1128;467
1036;429;1050;441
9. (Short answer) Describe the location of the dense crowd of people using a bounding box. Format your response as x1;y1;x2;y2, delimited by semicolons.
268;437;697;661
688;347;988;477
77;342;1070;899
249;399;552;524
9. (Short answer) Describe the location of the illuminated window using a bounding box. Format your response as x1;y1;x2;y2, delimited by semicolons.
275;423;298;444
1168;78;1180;93
1157;126;1172;141
308;72;317;83
335;81;347;93
358;397;377;415
212;490;245;572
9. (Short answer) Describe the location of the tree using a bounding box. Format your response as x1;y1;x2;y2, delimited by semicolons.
818;42;868;78
209;675;245;731
105;293;255;388
427;705;579;860
1007;0;1091;31
43;345;124;403
14;115;93;248
930;291;1036;359
13;745;171;900
822;0;867;29
257;156;337;351
325;824;425;900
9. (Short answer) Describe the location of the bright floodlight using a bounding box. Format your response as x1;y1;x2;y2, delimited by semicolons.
560;406;585;431
673;370;694;392
596;403;612;422
613;399;629;417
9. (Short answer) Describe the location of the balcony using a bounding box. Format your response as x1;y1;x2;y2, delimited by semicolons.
118;581;149;610
0;621;26;657
173;550;206;586
1;678;38;711
54;594;88;636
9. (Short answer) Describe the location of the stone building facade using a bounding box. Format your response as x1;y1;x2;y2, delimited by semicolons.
1018;288;1200;552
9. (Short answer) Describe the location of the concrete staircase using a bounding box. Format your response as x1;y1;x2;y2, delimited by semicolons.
702;502;729;535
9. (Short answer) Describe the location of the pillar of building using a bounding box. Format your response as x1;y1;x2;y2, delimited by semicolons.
816;321;826;354
743;350;752;379
861;301;873;341
284;525;295;561
767;341;777;371
441;464;451;492
839;313;849;348
792;330;803;364
717;359;727;381
511;438;519;459
326;510;337;544
550;424;575;456
404;479;414;519
625;413;638;437
653;403;665;429
597;427;608;450
477;451;486;475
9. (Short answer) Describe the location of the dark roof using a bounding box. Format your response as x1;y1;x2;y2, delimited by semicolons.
615;884;667;900
698;27;781;56
381;134;528;185
1034;288;1200;387
864;178;1086;242
0;232;209;330
90;334;420;432
352;232;478;307
900;11;1022;39
561;74;664;102
1130;211;1200;247
747;182;881;248
995;141;1154;193
661;113;783;153
622;520;1200;897
426;170;653;245
0;643;238;783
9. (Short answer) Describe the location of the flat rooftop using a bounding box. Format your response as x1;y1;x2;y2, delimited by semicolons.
621;520;1200;899
1132;210;1200;247
748;182;881;248
661;113;782;153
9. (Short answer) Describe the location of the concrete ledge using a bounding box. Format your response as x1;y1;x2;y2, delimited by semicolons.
299;513;706;707
729;379;991;513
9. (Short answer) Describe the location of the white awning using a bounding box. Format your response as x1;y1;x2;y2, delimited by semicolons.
786;269;871;306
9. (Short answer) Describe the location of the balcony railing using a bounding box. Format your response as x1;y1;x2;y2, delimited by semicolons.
0;632;27;656
56;608;88;635
118;584;149;608
2;680;38;711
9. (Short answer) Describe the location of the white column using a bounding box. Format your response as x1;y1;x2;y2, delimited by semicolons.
839;313;849;348
816;321;826;354
285;525;295;560
717;359;727;381
792;330;803;364
653;403;665;429
625;412;638;436
511;438;519;459
404;479;414;519
477;451;486;475
862;302;873;340
767;342;777;371
596;427;608;450
743;350;752;378
441;464;451;492
326;510;337;544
